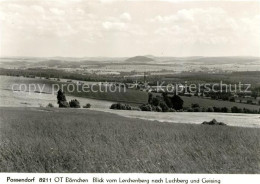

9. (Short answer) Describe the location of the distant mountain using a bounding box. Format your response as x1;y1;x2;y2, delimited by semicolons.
125;56;154;62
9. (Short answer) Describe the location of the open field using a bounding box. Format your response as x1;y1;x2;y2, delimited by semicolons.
181;96;260;111
0;107;259;173
0;76;148;106
64;84;148;105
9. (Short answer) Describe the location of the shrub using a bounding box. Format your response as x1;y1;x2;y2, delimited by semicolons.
202;119;227;126
131;107;141;111
139;104;153;111
201;108;206;112
46;103;54;108
207;107;214;112
187;108;194;112
193;107;201;112
69;99;80;108
213;106;221;112
83;103;91;108
231;106;242;113
155;106;162;112
169;108;176;112
229;97;235;102
59;101;69;108
159;101;169;112
221;107;229;113
110;103;133;110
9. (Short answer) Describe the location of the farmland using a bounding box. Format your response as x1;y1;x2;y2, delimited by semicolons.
0;107;259;173
181;96;260;111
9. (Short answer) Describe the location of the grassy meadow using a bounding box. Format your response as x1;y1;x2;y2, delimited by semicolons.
64;84;148;105
0;107;259;173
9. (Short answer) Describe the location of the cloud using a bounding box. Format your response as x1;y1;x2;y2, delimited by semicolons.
120;12;131;21
49;8;65;15
102;21;126;31
0;0;259;57
150;8;225;23
151;7;260;47
31;5;45;14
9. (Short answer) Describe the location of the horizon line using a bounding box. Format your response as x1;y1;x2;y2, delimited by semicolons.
1;55;260;59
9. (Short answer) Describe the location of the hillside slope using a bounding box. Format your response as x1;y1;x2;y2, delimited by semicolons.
125;56;154;62
0;107;259;173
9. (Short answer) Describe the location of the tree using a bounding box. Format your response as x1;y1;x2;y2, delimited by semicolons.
159;101;169;112
151;97;160;106
57;89;69;108
171;95;184;110
162;92;173;108
148;93;153;104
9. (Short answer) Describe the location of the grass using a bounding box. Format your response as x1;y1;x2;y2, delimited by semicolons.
0;107;259;173
64;84;148;105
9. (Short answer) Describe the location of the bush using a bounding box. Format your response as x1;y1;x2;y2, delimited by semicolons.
187;108;194;112
169;108;176;112
231;106;242;113
110;103;133;110
155;106;162;112
207;107;214;112
46;103;54;108
59;101;69;108
131;107;141;111
213;106;221;112
69;99;80;108
139;104;153;111
159;101;169;112
201;108;206;112
83;103;91;108
221;107;229;113
193;107;201;112
202;119;227;126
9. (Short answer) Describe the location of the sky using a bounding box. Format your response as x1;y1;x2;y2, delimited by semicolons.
0;0;260;57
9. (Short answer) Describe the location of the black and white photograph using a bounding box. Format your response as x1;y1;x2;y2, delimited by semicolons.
0;0;259;180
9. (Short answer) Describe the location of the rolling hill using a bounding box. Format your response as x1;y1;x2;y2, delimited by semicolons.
125;56;154;62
